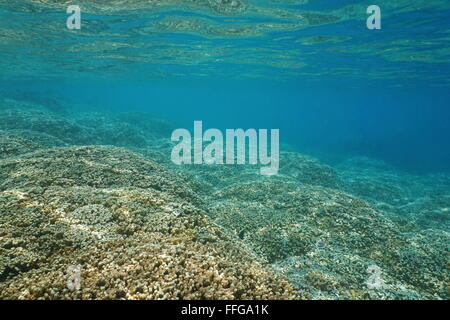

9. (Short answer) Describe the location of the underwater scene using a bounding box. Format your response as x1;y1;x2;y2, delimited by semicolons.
0;1;449;300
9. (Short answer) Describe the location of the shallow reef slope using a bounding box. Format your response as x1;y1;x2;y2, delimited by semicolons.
0;96;449;299
0;146;295;299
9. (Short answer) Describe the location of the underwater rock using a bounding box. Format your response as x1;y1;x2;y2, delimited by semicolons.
393;194;450;231
154;147;339;193
0;99;177;150
0;91;65;113
6;129;68;149
206;179;449;299
337;157;450;231
279;152;340;188
0;146;201;205
0;108;94;145
0;96;52;113
0;145;295;299
71;111;176;148
0;131;42;159
0;103;448;300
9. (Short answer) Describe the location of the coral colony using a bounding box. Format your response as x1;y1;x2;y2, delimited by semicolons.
0;98;448;300
171;121;280;176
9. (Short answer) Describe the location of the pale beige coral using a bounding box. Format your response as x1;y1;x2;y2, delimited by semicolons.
0;145;296;299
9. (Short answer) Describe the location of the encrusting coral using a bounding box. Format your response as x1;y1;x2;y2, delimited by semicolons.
0;95;448;300
0;145;296;299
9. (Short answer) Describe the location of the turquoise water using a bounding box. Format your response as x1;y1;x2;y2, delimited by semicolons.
0;1;449;300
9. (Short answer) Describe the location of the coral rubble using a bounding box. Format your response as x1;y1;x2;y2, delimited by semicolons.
0;96;448;300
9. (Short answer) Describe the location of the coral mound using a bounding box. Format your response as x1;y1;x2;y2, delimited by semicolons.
0;97;448;300
0;145;295;299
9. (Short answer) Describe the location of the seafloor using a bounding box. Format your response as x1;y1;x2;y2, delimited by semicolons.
0;94;448;300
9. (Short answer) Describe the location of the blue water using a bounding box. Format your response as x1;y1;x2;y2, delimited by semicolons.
2;79;449;173
1;0;449;173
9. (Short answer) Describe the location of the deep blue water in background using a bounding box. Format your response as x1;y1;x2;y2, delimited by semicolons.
1;0;449;173
62;81;450;173
3;78;449;173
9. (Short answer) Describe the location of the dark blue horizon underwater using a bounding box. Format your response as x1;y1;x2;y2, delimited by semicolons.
16;79;450;173
0;0;449;300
